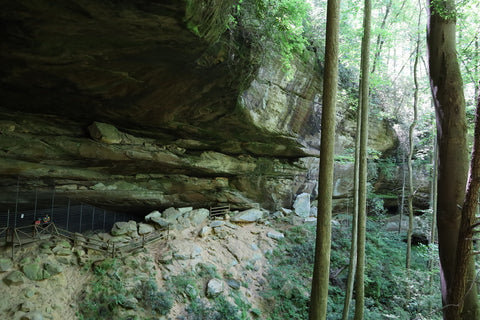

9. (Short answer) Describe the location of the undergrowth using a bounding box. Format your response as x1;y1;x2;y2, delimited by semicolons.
77;257;172;320
263;216;442;320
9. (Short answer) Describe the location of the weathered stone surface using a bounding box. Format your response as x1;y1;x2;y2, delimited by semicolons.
150;216;171;229
0;0;401;215
111;220;138;237
293;193;311;217
267;231;285;241
23;263;44;281
138;223;155;235
199;226;212;238
162;208;182;223
0;258;13;272
88;122;123;144
145;211;161;223
207;279;224;297
185;209;210;226
231;209;264;223
44;262;63;276
4;270;25;286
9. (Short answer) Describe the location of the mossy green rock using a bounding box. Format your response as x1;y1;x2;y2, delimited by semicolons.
23;263;44;281
0;258;13;272
4;270;25;285
44;262;63;276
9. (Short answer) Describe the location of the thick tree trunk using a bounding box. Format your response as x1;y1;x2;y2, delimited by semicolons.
427;1;480;319
451;85;480;319
353;0;371;319
308;0;340;318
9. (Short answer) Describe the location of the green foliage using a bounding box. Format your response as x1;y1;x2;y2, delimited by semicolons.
233;0;312;71
137;279;173;315
429;0;457;21
186;296;241;320
78;258;172;320
264;218;442;320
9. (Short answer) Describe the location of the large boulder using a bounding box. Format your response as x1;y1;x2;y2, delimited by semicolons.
293;193;311;217
111;220;138;237
231;209;264;223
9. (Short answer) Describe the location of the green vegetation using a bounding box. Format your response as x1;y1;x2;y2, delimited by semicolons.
77;258;172;320
233;0;313;71
166;263;255;320
263;218;442;320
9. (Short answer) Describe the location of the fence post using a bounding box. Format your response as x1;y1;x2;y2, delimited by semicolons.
66;198;70;231
91;207;95;231
50;188;55;221
79;204;83;233
34;190;38;221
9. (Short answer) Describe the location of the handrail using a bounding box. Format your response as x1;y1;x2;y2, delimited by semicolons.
5;222;170;259
209;204;230;219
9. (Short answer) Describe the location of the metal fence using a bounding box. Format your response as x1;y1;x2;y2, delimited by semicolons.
0;190;139;234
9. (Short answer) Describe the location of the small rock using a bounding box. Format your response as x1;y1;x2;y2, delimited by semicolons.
20;301;35;312
207;278;224;297
280;208;293;215
52;246;71;256
178;207;193;214
162;207;182;223
145;210;161;222
44;262;63;276
267;231;285;241
226;279;241;290
111;220;138;237
23;263;44;281
150;216;171;228
191;246;203;259
199;226;212;238
185;208;210;225
0;258;13;272
4;270;25;285
231;209;264;223
209;221;225;228
138;223;155;235
304;217;317;225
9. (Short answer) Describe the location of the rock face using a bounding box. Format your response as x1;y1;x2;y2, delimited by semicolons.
0;0;399;214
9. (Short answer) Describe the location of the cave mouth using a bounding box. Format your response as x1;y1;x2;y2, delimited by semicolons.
0;189;144;235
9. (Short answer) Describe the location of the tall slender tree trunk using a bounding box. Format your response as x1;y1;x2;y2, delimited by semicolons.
309;0;340;318
427;1;480;319
353;0;371;319
399;153;406;234
341;83;361;320
406;0;421;301
370;0;391;74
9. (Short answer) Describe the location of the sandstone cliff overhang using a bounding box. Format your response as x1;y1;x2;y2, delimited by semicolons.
0;0;325;212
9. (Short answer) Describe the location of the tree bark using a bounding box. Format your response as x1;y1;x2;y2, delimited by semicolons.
427;1;480;319
451;84;480;319
341;73;361;320
308;0;340;318
406;0;420;301
353;0;371;319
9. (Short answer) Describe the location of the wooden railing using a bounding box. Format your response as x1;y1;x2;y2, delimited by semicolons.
4;222;169;258
209;204;230;219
